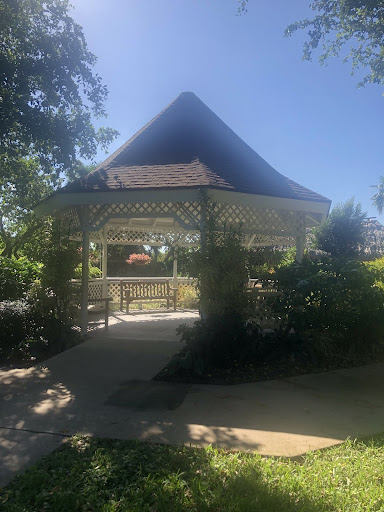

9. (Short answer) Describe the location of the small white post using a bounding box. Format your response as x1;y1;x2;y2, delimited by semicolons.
101;224;108;298
295;235;305;263
172;247;178;288
81;206;90;335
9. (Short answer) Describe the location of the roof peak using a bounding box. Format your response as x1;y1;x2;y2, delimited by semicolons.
61;93;330;204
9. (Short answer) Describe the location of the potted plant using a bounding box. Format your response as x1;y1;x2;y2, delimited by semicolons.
126;253;151;266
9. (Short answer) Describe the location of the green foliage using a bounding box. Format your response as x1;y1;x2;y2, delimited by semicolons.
313;198;366;258
0;298;80;365
174;195;254;373
248;247;284;279
175;316;256;373
285;0;384;88
0;300;44;362
37;220;80;326
371;176;384;214
73;263;101;279
0;0;118;177
186;202;249;317
0;256;42;300
271;257;384;362
3;434;384;511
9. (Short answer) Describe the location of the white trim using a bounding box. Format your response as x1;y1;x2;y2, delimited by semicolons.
35;187;331;219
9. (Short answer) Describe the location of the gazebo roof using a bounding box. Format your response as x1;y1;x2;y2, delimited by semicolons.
60;92;330;204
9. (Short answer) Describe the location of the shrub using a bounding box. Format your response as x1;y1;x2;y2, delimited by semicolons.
313;198;366;258
177;284;198;309
0;256;42;300
175;314;255;374
0;300;45;363
0;295;81;365
174;194;254;373
271;257;384;362
39;220;80;326
73;262;102;279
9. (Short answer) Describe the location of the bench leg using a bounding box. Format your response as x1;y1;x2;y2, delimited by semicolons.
167;298;170;309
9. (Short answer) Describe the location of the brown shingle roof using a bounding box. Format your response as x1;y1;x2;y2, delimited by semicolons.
61;92;330;203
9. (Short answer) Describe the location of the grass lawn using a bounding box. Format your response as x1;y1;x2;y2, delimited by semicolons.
1;435;384;511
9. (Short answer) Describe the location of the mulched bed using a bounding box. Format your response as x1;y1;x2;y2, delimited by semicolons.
0;330;83;371
154;356;381;386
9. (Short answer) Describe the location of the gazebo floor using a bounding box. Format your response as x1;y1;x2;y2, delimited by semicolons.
88;309;199;341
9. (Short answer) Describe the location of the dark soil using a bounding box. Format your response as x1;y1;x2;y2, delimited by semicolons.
153;355;381;386
0;330;83;371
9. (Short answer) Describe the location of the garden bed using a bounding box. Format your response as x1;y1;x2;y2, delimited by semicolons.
154;353;383;385
0;327;82;371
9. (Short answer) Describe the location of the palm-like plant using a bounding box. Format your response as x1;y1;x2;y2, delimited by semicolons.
371;176;384;214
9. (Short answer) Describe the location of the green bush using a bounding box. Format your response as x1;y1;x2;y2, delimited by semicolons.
0;297;81;365
0;256;42;300
0;300;45;363
175;315;256;373
74;262;102;279
271;257;384;362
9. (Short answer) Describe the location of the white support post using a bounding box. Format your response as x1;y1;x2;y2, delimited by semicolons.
295;235;305;263
199;197;208;320
172;247;178;288
81;207;90;335
102;224;108;298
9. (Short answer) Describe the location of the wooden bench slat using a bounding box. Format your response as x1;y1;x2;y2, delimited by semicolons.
120;280;177;313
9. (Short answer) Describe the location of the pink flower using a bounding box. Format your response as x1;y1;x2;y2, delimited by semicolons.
126;253;151;265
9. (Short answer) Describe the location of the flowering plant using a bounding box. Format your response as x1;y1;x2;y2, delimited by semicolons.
126;253;151;265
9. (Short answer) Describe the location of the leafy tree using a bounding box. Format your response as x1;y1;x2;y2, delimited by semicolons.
0;0;118;180
284;0;384;88
371;176;384;214
0;159;95;257
313;198;367;257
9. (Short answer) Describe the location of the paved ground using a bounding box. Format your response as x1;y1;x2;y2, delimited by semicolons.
2;309;384;486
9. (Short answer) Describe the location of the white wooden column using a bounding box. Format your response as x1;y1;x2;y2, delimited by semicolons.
81;206;90;335
101;224;108;298
295;235;305;263
172;247;178;288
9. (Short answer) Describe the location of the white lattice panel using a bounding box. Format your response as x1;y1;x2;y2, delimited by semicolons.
88;281;102;299
61;207;81;235
65;199;307;247
88;201;201;231
108;282;121;303
214;203;305;236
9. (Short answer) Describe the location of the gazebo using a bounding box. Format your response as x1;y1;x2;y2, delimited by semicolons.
36;92;331;334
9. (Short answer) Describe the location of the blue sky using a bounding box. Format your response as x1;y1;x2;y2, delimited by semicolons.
71;0;384;220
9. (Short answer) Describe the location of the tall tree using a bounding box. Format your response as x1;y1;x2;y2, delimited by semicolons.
0;159;95;257
284;1;384;88
314;198;367;257
0;0;118;180
371;176;384;214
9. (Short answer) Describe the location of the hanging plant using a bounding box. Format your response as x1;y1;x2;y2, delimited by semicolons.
126;253;151;266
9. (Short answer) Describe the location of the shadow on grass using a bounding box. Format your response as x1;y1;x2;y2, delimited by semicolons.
1;436;326;512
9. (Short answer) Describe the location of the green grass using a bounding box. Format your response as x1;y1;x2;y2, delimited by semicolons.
2;435;384;511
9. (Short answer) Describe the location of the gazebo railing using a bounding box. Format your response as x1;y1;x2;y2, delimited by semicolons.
72;277;280;307
71;277;197;307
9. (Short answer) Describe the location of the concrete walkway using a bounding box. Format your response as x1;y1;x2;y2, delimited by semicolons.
2;310;384;486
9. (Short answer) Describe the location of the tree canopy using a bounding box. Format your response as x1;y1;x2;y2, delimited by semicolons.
0;0;118;256
284;0;384;88
371;176;384;214
0;0;118;180
313;198;367;258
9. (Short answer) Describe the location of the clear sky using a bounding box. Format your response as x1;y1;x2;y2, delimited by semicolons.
70;0;384;220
